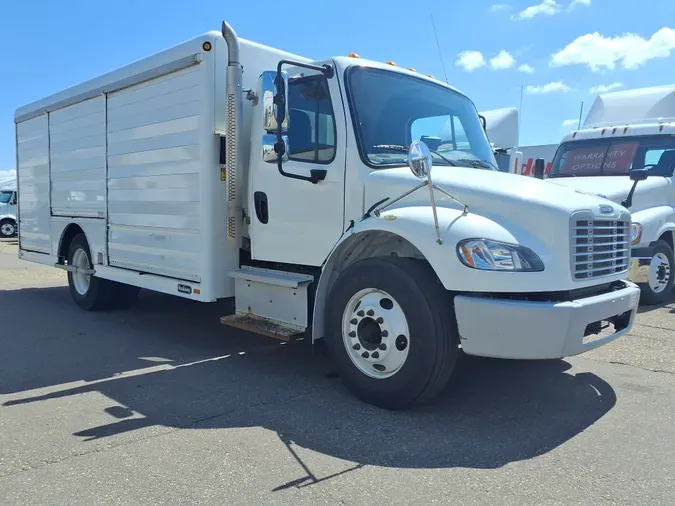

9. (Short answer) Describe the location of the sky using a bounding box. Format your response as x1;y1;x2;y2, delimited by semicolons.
1;0;675;179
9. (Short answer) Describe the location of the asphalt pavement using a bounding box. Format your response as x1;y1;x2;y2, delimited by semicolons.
1;238;674;505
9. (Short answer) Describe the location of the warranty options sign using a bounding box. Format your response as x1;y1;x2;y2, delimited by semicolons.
559;143;639;175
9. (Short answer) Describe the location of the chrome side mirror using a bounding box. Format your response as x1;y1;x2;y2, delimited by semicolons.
260;70;289;133
262;134;289;163
408;140;433;179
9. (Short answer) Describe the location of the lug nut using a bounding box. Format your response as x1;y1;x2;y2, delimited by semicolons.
381;330;388;337
357;310;365;317
371;352;380;359
353;343;361;350
348;331;356;338
361;351;369;359
379;343;386;350
350;318;358;325
366;309;374;316
376;317;383;324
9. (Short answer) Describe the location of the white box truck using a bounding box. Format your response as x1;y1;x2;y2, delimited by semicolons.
0;187;18;238
540;85;675;305
14;21;641;409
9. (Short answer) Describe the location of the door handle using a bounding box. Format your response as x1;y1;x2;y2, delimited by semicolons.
254;191;269;224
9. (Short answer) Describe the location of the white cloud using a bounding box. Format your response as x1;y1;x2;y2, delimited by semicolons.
0;169;16;179
512;0;560;20
455;50;486;71
490;4;512;12
569;0;591;8
518;63;535;73
525;81;573;94
589;82;624;94
562;119;579;127
490;50;516;69
0;170;16;190
551;27;675;71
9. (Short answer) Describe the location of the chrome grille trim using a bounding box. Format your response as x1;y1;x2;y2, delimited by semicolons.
570;211;631;281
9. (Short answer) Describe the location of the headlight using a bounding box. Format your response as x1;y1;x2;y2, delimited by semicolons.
631;223;642;245
457;239;544;272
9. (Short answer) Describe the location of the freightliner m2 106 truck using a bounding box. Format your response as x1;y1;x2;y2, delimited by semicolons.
14;22;640;409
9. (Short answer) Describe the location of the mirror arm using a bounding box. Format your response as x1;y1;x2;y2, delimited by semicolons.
621;180;639;208
274;60;334;184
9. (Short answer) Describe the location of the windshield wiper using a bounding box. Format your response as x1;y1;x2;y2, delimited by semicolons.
456;158;498;170
373;144;459;166
548;173;576;178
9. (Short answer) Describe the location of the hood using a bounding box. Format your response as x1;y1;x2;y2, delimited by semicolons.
546;175;670;213
365;167;626;247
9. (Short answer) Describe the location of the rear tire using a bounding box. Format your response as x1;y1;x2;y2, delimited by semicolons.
67;233;115;311
0;219;16;238
325;256;459;409
639;240;674;305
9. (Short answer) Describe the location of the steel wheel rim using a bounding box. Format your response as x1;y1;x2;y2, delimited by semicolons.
1;222;14;236
341;288;410;380
649;252;671;294
71;248;91;296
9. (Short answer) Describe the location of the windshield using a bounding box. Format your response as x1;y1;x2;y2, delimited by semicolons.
549;135;675;178
0;191;12;204
346;67;496;170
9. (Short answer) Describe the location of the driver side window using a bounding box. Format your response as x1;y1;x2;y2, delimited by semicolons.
287;76;336;164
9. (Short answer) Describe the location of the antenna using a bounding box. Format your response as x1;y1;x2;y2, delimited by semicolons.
578;101;584;129
430;14;449;84
519;85;524;143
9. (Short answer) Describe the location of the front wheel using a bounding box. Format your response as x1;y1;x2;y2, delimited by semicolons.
0;219;16;238
325;257;459;409
639;240;674;305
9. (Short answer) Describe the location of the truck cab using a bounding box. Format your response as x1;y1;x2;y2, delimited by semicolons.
0;189;17;238
546;85;675;304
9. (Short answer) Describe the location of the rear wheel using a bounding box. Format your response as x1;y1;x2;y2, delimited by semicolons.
0;219;16;238
639;240;674;305
67;233;115;311
325;256;458;409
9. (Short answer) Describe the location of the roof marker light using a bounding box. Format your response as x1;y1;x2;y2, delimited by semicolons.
348;53;360;58
612;127;617;134
385;61;397;66
572;131;578;138
624;126;629;134
601;128;606;135
407;67;416;72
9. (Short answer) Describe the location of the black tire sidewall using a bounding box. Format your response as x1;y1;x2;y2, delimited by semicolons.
67;234;107;310
0;219;15;238
325;257;455;408
639;240;675;304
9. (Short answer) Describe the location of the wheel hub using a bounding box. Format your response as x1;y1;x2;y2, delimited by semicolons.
649;252;671;294
342;288;410;379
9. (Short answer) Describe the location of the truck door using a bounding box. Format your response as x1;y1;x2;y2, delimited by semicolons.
249;68;346;266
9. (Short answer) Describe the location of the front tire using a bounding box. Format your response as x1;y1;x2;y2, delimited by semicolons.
67;233;115;311
639;240;674;305
0;219;16;238
325;257;459;409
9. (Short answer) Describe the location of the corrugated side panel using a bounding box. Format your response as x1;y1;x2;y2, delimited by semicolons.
49;96;106;217
16;115;51;253
106;66;202;282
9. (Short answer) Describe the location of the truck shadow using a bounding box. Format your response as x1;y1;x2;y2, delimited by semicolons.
1;286;617;473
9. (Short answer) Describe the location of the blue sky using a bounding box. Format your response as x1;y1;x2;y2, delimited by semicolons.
1;0;675;177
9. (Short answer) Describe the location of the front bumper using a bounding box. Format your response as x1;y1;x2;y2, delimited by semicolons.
454;281;640;360
628;246;654;284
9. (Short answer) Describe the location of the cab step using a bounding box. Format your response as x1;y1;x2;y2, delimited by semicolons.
219;314;303;341
222;266;315;341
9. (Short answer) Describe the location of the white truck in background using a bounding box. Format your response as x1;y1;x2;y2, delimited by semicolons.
479;107;557;176
14;21;641;409
0;187;18;238
540;85;675;305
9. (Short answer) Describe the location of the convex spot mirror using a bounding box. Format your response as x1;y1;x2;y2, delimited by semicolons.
408;140;433;179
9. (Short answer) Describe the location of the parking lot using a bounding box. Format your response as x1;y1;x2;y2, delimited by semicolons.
1;238;674;505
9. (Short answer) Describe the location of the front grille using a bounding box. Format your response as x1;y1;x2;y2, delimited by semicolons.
571;214;631;280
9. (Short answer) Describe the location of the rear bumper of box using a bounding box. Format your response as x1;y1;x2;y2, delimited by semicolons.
454;281;640;360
